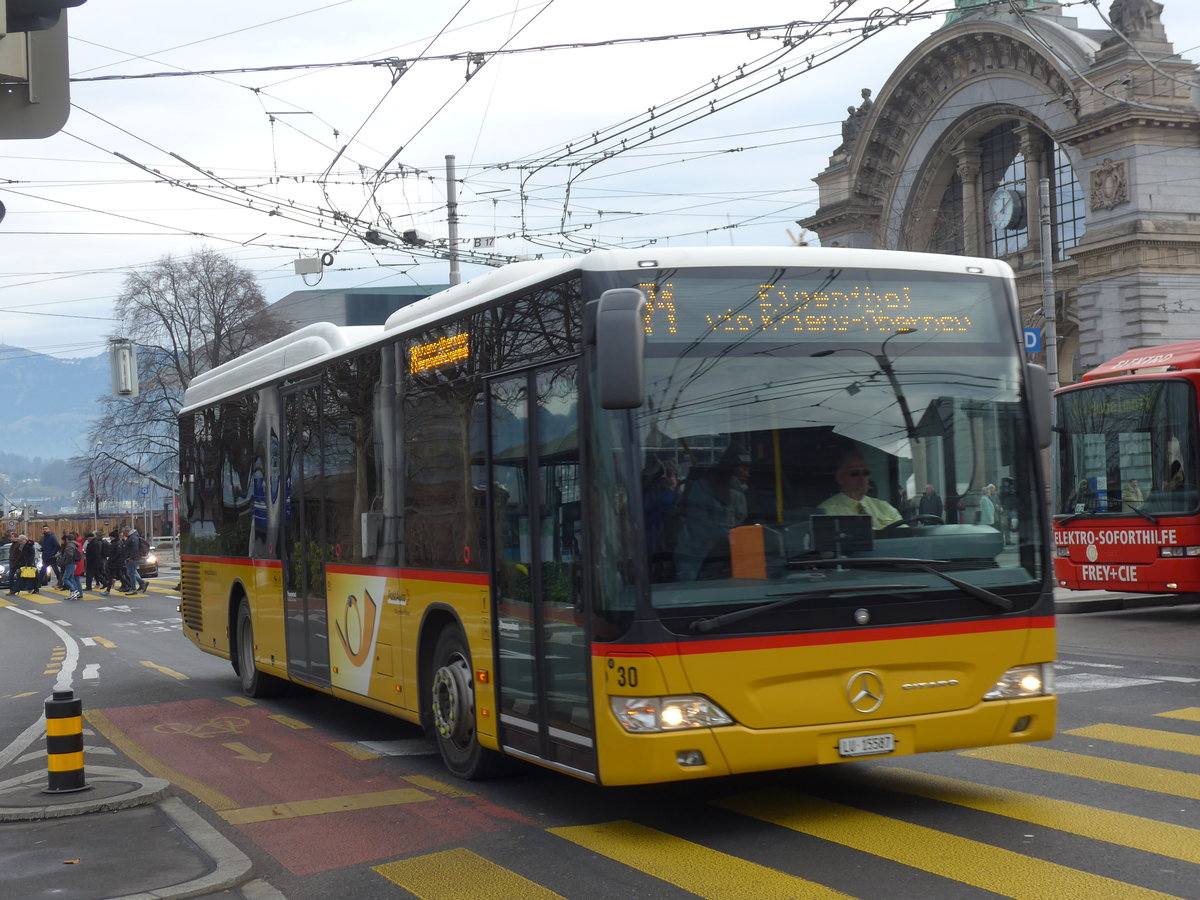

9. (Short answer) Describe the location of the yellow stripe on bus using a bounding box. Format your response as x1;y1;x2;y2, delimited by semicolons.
716;790;1180;900
1063;723;1200;756
861;767;1200;865
374;848;564;899
549;820;855;900
963;744;1200;799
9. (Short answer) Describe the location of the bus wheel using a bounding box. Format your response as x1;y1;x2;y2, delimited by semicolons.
429;626;506;779
236;599;284;698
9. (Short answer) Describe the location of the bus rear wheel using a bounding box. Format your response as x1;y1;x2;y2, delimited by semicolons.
429;626;507;780
235;599;285;698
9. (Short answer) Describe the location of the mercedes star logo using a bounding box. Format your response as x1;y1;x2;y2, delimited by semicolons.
846;670;884;713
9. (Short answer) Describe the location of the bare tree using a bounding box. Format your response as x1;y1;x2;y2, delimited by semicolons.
86;247;289;503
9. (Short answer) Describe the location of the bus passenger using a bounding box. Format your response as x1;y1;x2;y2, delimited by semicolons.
818;452;902;530
673;447;750;581
1121;479;1144;507
1066;479;1095;512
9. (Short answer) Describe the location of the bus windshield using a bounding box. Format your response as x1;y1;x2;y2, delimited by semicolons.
616;266;1044;629
1055;380;1200;517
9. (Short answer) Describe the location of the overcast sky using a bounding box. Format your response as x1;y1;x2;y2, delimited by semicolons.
2;0;1197;359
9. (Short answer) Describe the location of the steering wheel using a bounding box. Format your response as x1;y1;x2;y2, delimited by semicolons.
879;514;944;534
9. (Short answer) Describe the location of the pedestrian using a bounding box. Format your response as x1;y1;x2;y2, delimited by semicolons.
84;532;110;591
980;483;998;529
7;536;23;595
39;525;60;588
121;526;148;594
59;531;83;600
107;528;129;594
10;535;39;595
918;484;944;518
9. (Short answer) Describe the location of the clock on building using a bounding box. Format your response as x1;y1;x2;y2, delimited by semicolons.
989;186;1025;231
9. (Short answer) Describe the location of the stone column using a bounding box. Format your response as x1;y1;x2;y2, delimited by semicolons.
955;144;982;257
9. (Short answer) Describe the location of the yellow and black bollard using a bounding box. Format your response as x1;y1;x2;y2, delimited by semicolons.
44;690;91;794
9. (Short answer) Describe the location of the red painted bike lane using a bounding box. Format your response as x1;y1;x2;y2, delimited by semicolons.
95;698;529;876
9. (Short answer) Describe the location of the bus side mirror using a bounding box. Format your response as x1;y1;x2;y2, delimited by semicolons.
592;288;646;409
1026;363;1051;449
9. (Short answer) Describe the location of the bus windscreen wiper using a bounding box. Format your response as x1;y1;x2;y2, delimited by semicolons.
689;583;923;634
1124;503;1159;525
787;556;1014;612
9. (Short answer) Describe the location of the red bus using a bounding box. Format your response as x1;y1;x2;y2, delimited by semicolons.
1054;340;1200;594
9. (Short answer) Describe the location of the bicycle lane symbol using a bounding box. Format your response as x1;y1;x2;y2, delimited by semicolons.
153;716;252;739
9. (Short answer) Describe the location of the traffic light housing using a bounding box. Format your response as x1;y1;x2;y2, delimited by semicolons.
3;0;85;35
0;0;86;139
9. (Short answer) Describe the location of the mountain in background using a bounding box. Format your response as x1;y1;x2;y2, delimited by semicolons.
0;343;107;465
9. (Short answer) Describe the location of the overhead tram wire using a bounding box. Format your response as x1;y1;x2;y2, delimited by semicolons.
513;0;939;252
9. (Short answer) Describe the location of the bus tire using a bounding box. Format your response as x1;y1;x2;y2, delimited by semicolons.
429;625;507;780
235;599;285;698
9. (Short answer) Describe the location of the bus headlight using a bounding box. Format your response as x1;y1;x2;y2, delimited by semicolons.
1159;546;1200;557
983;663;1054;700
610;695;733;733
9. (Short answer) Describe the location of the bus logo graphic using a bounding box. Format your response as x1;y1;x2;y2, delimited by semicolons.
847;671;884;713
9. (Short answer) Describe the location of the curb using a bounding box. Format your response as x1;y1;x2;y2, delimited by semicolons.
0;766;261;899
1054;592;1200;615
112;796;254;900
0;764;169;821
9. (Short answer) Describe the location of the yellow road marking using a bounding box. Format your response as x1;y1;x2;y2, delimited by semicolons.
9;692;38;699
1157;707;1200;723
220;787;432;825
962;744;1200;799
25;594;59;605
89;636;117;648
865;767;1200;864
331;741;380;760
374;848;565;899
1065;723;1200;756
268;714;310;729
403;774;474;798
550;820;854;900
223;742;271;763
715;790;1179;900
140;661;187;680
224;696;255;707
85;709;240;811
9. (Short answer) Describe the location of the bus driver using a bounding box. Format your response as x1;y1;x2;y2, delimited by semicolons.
819;452;903;530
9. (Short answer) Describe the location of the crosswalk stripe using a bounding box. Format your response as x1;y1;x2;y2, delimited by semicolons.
859;767;1200;864
1156;708;1200;723
549;820;853;900
1065;723;1200;756
962;745;1200;799
714;789;1180;900
373;847;564;899
24;594;60;605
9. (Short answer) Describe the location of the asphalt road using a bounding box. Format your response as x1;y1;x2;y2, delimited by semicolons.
2;581;1198;899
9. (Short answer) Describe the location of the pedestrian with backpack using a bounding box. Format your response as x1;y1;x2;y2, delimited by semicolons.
59;532;83;600
121;527;148;594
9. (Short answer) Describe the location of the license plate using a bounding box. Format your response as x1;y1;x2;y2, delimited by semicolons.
838;733;895;757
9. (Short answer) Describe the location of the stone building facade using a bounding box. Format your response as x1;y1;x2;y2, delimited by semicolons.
800;0;1200;384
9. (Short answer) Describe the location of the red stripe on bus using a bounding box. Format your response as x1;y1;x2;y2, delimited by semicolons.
179;555;487;586
594;616;1054;656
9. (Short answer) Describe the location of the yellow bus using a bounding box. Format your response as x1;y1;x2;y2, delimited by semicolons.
178;246;1056;785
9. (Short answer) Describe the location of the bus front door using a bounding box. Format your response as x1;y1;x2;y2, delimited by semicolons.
489;364;596;778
